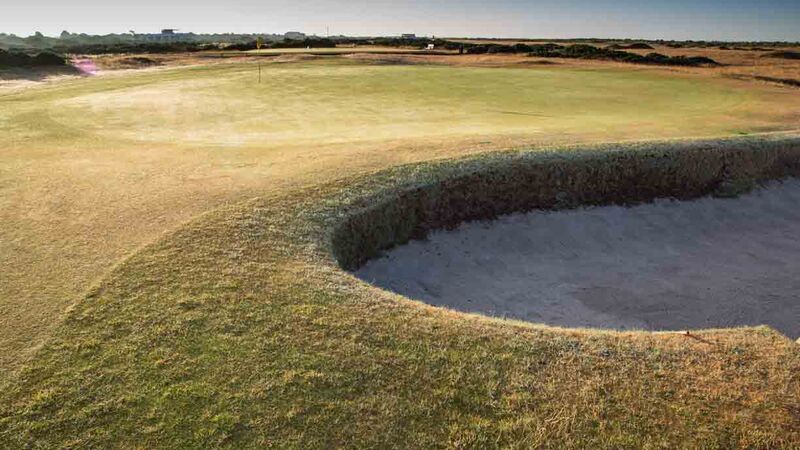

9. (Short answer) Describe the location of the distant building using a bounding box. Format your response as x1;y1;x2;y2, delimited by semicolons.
284;32;306;40
138;29;191;42
401;34;417;39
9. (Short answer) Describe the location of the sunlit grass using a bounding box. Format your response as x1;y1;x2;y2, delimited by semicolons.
1;57;799;446
2;57;798;378
1;136;798;448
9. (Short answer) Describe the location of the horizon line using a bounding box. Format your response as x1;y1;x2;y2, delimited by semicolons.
3;30;799;44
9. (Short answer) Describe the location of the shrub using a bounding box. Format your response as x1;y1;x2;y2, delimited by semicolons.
560;44;606;58
227;38;338;51
763;51;800;60
663;55;718;66
527;45;719;66
753;75;800;88
457;41;718;67
0;49;26;67
528;44;565;57
116;56;160;67
269;38;337;49
0;49;66;67
608;43;655;50
50;42;217;55
30;51;67;66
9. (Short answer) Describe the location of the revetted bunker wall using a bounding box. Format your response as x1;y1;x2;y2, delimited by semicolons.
332;137;800;271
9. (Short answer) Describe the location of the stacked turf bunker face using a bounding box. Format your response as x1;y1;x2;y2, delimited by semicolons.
333;135;800;338
332;135;800;271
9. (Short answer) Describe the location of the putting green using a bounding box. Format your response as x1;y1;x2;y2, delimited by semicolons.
0;58;799;383
50;61;793;147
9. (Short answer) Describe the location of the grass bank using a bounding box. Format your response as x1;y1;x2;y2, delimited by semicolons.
2;135;799;448
333;136;800;269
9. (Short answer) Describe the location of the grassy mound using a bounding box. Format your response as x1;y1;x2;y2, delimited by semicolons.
763;51;800;60
114;56;161;67
753;75;800;88
545;45;718;67
0;49;67;68
607;43;655;50
460;42;718;66
1;135;799;448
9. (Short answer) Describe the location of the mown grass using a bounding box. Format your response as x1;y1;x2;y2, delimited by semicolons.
46;60;781;146
1;136;798;448
4;57;799;382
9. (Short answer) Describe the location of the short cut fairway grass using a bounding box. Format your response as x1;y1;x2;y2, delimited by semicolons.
48;60;793;147
1;56;799;385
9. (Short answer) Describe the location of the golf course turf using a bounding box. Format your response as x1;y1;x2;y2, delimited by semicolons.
2;134;800;448
1;57;800;447
6;57;800;380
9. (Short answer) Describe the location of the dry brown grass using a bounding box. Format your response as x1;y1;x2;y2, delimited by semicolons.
0;53;798;385
2;136;798;448
57;40;800;89
444;39;800;82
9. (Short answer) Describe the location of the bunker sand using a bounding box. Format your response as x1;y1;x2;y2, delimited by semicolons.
357;179;800;339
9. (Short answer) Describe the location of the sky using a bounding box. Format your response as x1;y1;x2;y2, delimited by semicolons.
2;0;799;41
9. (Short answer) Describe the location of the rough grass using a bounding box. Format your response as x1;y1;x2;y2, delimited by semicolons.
3;57;799;382
443;41;800;83
1;135;799;448
752;75;800;88
244;46;430;56
332;136;800;270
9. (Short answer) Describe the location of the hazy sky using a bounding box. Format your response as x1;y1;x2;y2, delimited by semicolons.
2;0;799;41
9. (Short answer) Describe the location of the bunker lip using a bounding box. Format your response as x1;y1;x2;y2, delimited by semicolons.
331;134;800;339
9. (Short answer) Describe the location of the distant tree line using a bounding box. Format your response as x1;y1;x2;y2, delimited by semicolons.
54;42;221;55
225;38;338;51
0;31;289;53
2;31;797;53
3;30;798;70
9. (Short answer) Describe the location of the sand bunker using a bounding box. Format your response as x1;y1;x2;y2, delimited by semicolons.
356;179;800;338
